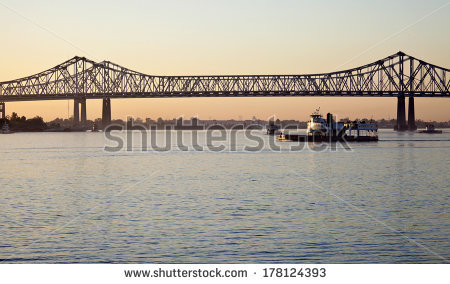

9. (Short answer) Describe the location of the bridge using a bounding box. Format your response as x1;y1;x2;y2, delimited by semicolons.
0;51;449;130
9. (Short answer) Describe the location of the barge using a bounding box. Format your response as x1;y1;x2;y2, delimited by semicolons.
278;110;378;142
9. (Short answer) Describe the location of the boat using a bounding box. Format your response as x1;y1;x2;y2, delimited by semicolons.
419;124;442;134
276;133;292;141
266;121;281;135
87;123;102;132
1;122;14;134
278;109;378;142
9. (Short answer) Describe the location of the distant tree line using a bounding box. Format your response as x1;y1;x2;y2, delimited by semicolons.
2;113;450;131
1;112;46;131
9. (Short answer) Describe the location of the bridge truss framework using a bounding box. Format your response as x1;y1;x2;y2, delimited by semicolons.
1;51;449;130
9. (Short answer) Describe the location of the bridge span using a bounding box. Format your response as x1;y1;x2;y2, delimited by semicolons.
1;51;449;130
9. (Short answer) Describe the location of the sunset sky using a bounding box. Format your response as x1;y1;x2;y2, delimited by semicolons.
1;0;449;121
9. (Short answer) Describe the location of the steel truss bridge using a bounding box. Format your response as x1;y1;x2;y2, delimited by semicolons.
0;51;449;130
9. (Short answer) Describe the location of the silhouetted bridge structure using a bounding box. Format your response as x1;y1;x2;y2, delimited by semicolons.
1;51;449;130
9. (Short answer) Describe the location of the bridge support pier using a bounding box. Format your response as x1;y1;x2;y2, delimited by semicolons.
102;98;111;128
0;102;5;120
395;95;408;131
80;98;87;127
73;99;79;127
73;98;87;128
408;96;417;131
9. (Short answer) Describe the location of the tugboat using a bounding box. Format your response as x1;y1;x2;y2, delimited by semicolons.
278;109;378;142
87;123;102;132
92;123;100;132
419;124;442;134
266;120;281;135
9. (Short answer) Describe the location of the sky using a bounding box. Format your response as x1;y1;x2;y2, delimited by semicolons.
1;0;449;121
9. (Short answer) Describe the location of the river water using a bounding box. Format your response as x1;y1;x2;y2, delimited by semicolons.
0;129;449;263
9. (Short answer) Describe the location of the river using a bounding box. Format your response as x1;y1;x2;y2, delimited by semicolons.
0;129;449;263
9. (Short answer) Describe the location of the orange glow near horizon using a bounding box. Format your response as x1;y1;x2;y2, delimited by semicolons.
4;97;449;122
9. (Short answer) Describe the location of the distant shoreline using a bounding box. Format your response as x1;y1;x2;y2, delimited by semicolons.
6;126;450;133
3;113;450;132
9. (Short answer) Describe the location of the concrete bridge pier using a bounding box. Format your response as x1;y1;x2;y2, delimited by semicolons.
80;98;87;127
396;95;408;131
73;99;79;126
0;102;5;120
408;96;417;130
102;98;111;128
73;98;87;127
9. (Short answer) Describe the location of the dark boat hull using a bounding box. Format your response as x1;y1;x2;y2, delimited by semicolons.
418;130;442;134
282;134;378;142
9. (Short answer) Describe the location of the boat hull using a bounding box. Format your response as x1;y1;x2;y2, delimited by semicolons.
418;130;442;134
281;134;378;142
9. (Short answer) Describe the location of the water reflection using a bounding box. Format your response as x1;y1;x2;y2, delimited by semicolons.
0;130;449;263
